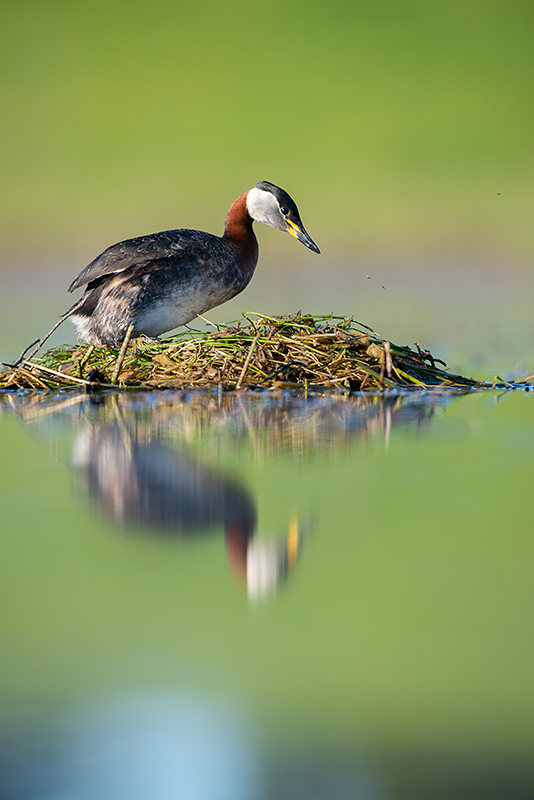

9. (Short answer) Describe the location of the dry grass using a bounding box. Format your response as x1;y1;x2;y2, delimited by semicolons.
0;312;489;394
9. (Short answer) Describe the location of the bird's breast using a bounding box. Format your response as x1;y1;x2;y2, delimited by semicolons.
134;249;256;337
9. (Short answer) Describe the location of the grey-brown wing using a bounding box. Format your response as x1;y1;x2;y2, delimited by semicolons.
68;229;203;292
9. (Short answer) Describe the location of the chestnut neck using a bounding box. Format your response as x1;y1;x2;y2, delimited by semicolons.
223;191;258;257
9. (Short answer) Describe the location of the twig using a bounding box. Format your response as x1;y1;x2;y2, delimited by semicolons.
196;313;219;329
236;333;259;389
79;344;95;372
11;297;86;367
23;360;92;385
15;366;51;391
21;360;117;389
112;323;134;384
6;338;40;368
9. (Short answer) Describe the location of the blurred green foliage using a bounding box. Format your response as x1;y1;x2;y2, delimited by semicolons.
1;0;533;256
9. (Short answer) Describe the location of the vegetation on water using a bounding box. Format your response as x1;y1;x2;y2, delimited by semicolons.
1;312;490;394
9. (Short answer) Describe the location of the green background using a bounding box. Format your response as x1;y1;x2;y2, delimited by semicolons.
2;0;533;258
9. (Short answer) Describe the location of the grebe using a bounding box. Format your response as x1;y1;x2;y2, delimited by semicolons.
65;181;320;346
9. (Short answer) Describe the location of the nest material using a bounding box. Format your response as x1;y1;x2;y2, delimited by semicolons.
1;312;487;394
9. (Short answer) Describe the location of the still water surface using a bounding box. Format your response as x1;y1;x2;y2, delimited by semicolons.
0;388;533;799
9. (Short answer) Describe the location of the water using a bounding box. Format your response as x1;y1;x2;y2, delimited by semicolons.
1;387;533;799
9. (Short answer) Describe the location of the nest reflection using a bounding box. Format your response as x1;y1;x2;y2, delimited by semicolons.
100;389;442;458
4;390;449;597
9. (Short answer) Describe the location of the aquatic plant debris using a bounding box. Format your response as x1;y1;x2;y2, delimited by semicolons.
0;312;528;394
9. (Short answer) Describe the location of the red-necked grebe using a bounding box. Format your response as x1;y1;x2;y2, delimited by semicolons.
64;180;319;346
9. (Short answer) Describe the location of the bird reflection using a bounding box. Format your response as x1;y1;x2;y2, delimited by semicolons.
72;403;303;599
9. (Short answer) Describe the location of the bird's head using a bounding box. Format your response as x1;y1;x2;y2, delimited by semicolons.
246;181;320;254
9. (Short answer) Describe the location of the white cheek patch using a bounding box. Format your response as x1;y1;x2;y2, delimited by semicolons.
246;188;287;231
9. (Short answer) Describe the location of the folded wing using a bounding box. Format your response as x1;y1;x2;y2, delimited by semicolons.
68;230;199;292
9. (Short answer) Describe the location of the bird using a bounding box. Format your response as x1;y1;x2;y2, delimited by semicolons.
61;180;320;346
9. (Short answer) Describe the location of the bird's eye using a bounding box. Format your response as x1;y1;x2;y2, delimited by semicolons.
280;206;289;216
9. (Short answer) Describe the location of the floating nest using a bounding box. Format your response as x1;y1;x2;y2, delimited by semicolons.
0;312;515;394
